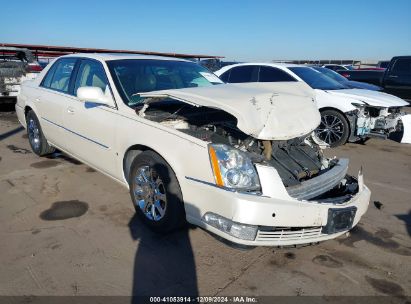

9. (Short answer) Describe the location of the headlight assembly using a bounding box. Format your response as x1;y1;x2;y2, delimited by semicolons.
208;144;260;191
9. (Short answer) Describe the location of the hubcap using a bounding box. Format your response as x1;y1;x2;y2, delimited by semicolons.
315;114;344;145
133;166;167;221
28;118;41;150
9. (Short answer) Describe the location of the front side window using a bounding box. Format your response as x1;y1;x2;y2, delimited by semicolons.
391;58;411;75
49;58;76;93
228;66;257;83
107;59;222;106
289;67;348;90
258;66;296;82
74;60;108;94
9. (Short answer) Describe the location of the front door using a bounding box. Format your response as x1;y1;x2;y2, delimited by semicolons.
61;59;118;177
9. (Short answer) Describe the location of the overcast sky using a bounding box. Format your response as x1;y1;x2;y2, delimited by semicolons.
1;0;410;61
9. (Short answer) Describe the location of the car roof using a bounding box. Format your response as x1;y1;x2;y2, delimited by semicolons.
60;53;190;62
391;56;411;60
215;62;311;76
222;62;302;69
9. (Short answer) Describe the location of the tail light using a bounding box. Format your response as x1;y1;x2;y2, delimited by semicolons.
341;73;350;78
28;63;43;72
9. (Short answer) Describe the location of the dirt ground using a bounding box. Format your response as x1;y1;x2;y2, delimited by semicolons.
0;105;410;301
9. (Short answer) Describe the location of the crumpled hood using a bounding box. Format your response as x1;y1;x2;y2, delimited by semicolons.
325;89;408;107
139;82;320;140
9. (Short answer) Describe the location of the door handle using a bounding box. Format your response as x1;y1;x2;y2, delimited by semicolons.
67;107;75;114
389;75;398;78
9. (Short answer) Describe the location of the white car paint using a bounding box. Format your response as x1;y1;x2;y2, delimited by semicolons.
216;63;408;143
16;54;370;246
326;88;408;108
139;82;320;140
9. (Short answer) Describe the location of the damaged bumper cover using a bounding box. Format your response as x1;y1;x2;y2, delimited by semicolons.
347;106;405;141
286;158;349;200
185;168;370;246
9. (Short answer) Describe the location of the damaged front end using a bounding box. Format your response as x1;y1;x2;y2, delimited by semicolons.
132;83;371;245
140;98;359;204
348;104;404;141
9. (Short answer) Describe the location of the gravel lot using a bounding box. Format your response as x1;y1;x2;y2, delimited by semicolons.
0;105;410;301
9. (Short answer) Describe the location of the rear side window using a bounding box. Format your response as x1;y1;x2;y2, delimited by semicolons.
259;66;296;82
391;58;411;75
228;66;257;83
74;59;108;94
219;70;230;82
49;58;76;93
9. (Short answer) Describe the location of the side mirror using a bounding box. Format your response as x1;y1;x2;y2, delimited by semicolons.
77;86;115;107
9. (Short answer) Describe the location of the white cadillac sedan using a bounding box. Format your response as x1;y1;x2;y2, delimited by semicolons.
16;54;370;246
216;63;408;147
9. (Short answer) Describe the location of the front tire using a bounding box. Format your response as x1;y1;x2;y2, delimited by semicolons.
128;150;186;233
315;109;350;147
26;110;56;156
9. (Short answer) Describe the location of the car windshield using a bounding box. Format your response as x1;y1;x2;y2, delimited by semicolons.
312;67;348;83
289;67;348;90
107;59;222;106
379;61;389;68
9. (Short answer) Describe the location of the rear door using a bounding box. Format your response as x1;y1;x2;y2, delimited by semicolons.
36;58;77;145
384;58;411;100
61;58;118;176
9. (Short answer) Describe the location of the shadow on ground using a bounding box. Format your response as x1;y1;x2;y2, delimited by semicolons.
128;161;199;302
395;210;411;238
0;126;24;141
128;214;198;300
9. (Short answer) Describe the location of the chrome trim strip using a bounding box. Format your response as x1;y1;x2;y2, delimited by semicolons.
41;117;109;149
185;176;264;197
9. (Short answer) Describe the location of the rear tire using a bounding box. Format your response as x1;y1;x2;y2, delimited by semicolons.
128;150;186;233
26;110;56;156
315;109;350;147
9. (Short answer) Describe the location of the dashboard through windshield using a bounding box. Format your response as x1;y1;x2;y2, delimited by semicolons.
107;59;222;106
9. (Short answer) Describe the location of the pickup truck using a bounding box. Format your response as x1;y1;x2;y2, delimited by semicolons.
338;56;411;102
0;47;42;104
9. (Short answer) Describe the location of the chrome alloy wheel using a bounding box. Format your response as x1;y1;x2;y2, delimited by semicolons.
28;118;41;151
133;166;167;221
315;114;345;145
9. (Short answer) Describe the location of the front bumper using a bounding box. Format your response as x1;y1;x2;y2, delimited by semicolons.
183;168;370;246
348;107;405;141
